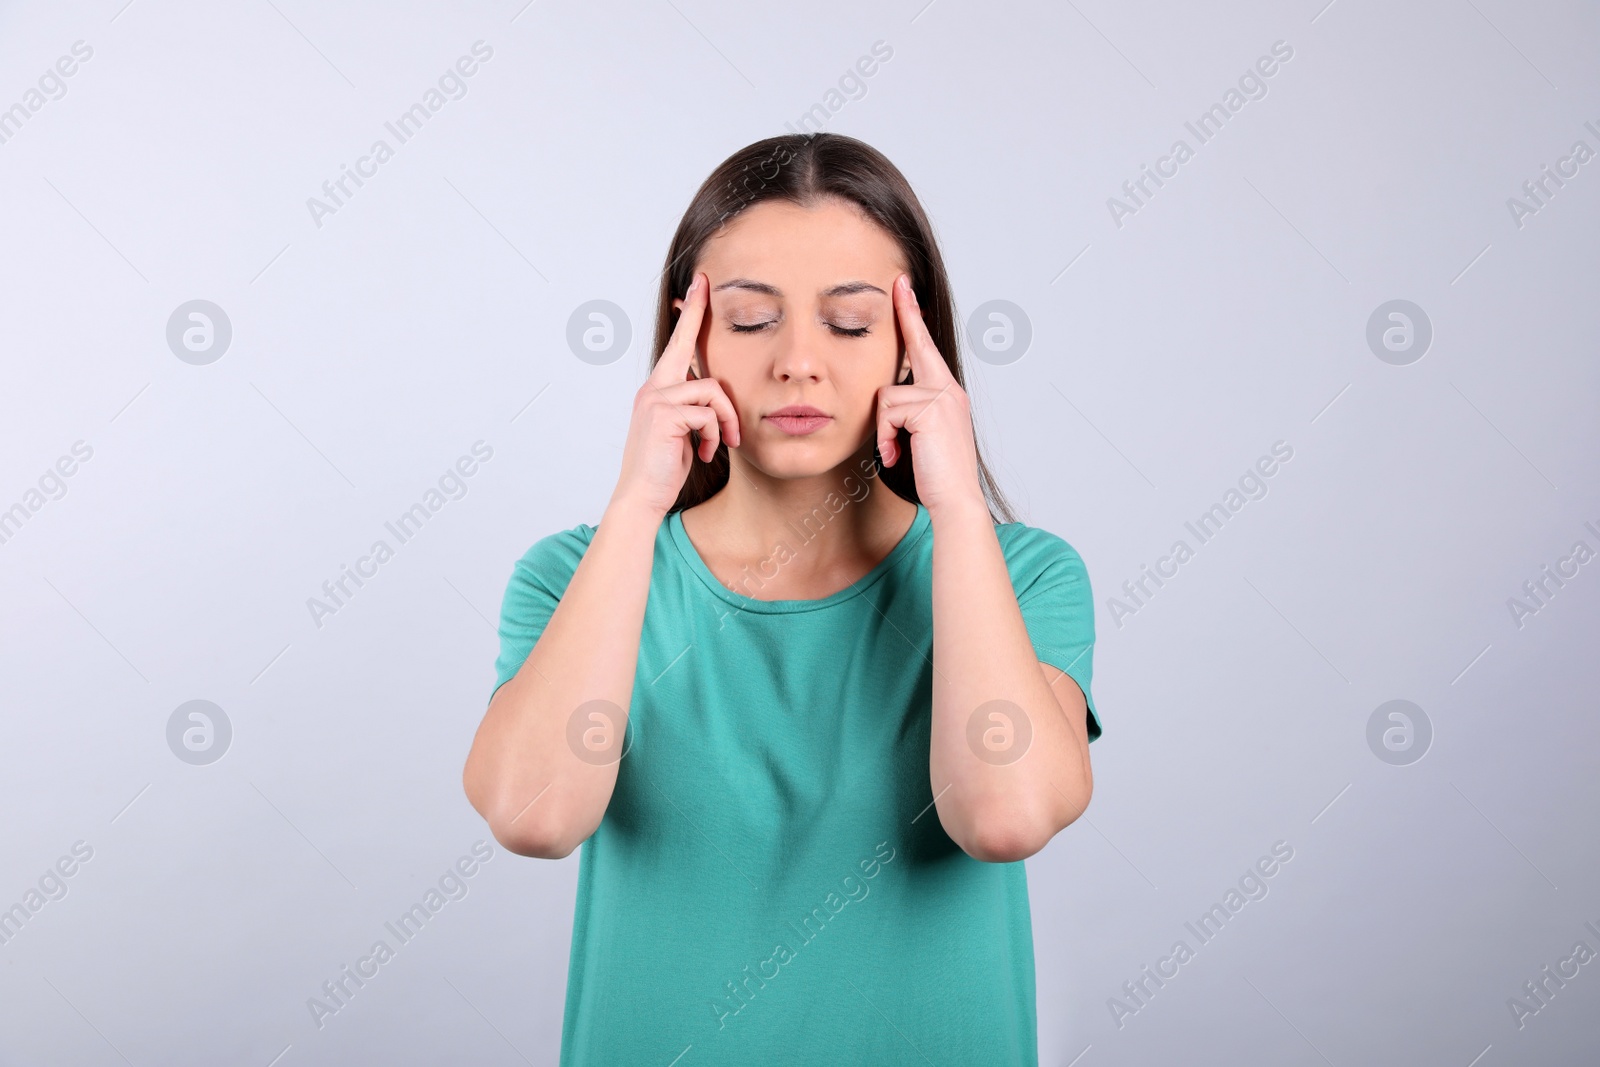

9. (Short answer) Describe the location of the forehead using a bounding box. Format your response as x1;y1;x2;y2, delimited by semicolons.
697;196;906;290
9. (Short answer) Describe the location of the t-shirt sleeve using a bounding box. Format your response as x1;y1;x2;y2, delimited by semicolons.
489;523;596;704
1001;524;1102;743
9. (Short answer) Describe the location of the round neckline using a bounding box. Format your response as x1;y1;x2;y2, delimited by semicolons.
667;502;930;614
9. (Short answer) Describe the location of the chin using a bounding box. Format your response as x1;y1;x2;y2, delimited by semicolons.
738;443;854;479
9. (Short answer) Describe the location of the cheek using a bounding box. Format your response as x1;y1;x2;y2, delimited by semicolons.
698;340;756;409
847;336;902;388
831;349;899;421
701;328;749;378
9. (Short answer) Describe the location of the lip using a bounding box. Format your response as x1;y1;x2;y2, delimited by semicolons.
764;405;832;436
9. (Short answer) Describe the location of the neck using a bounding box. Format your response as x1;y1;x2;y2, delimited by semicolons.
687;440;918;566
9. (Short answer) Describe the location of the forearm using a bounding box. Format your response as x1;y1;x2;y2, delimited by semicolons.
927;498;1093;863
463;494;661;858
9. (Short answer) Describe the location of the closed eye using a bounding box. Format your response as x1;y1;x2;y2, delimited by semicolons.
728;321;871;337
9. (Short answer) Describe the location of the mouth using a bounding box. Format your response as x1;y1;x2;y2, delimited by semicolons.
764;406;832;436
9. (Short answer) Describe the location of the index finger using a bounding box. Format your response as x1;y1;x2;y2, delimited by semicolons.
652;272;709;385
893;273;953;386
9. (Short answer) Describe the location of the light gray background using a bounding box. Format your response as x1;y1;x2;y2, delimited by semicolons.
2;0;1597;1064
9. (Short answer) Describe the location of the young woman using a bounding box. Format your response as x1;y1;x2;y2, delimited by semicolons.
463;132;1102;1066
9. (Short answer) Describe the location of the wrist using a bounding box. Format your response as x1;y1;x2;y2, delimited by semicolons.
926;491;992;528
603;492;668;531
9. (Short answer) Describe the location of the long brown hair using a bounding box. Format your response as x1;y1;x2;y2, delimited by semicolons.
650;132;1017;525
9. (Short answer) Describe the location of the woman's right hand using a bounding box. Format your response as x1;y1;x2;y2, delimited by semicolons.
610;271;741;519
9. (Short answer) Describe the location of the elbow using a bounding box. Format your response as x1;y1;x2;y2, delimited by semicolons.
957;784;1093;864
484;798;590;860
960;817;1053;864
463;763;587;861
490;817;581;860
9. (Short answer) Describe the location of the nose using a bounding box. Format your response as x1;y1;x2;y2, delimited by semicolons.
771;321;824;383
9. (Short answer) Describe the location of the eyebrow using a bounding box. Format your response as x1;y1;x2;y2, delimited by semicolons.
711;278;888;298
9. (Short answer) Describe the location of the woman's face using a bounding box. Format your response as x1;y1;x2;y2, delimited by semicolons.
672;196;912;480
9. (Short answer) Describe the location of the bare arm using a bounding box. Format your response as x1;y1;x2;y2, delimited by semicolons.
874;273;1093;864
462;495;661;858
926;498;1093;864
462;271;737;858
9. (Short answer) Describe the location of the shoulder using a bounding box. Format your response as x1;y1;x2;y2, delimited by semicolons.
994;521;1087;568
509;522;598;588
516;521;597;561
993;521;1091;595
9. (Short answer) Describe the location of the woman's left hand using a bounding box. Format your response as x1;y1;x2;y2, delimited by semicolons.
876;274;986;518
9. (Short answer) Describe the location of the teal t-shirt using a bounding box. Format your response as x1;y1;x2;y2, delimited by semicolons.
491;501;1101;1066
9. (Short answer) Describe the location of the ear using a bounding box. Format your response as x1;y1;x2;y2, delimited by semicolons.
896;348;911;384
